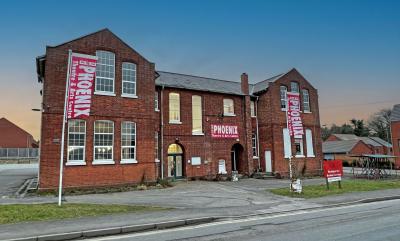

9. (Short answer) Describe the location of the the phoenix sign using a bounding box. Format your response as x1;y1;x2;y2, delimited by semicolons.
66;53;97;119
286;92;304;139
211;124;239;138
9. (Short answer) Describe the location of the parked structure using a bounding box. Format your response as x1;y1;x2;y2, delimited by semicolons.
36;29;323;190
0;117;38;148
391;104;400;167
325;134;392;155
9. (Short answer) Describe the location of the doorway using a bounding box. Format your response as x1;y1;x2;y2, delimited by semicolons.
265;150;272;173
167;144;184;178
231;143;244;173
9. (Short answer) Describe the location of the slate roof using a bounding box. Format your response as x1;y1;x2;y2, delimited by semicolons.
156;70;290;96
329;134;392;148
322;140;361;154
391;104;400;122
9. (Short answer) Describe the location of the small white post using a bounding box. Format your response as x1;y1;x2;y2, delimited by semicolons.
58;50;72;206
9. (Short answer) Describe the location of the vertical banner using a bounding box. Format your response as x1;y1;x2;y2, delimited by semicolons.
66;53;98;119
286;92;304;139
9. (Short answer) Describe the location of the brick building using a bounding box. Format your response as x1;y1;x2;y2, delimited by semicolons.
325;134;392;155
391;104;400;168
0;117;38;148
322;139;373;162
36;29;323;190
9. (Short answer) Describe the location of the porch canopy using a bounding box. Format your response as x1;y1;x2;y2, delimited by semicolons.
350;154;397;179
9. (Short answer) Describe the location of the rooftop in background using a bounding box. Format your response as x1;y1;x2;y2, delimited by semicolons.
327;134;392;148
0;118;38;148
391;104;400;122
322;140;361;154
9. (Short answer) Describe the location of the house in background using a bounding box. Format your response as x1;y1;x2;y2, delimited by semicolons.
391;104;400;167
322;139;373;162
0;118;38;148
325;134;392;155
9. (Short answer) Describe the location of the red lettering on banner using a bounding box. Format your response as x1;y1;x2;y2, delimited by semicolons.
66;53;97;119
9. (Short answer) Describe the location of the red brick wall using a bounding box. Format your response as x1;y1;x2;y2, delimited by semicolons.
257;69;323;177
0;118;37;148
160;88;254;178
350;141;373;155
392;121;400;168
39;30;157;189
326;135;340;141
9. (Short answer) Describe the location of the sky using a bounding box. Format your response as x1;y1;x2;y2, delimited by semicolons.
0;0;399;140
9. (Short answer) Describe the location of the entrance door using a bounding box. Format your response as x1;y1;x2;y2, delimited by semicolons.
231;143;244;173
167;144;184;178
265;150;272;173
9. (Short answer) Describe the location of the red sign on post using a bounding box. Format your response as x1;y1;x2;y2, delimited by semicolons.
66;53;97;119
211;124;239;138
323;160;343;182
287;92;304;139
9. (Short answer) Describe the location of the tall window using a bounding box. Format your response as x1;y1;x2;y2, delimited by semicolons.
252;133;258;157
280;86;287;110
95;51;115;93
294;139;304;157
250;101;256;117
122;62;136;96
121;122;136;163
155;132;159;160
291;81;299;93
67;120;86;164
192;95;203;134
283;128;291;158
306;129;315;157
302;89;310;112
169;93;180;123
223;98;234;116
155;91;159;111
94;120;114;163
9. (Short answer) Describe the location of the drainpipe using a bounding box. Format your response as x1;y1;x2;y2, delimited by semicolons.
160;85;165;179
255;96;261;170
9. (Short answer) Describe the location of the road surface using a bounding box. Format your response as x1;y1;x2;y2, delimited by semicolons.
0;164;38;197
85;199;400;241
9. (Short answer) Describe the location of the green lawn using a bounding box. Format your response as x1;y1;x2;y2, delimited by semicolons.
0;203;168;224
270;179;400;199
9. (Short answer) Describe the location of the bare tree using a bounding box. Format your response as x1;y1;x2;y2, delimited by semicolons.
368;108;392;142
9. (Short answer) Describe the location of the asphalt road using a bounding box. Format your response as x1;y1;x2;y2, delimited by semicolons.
0;164;38;197
85;199;400;241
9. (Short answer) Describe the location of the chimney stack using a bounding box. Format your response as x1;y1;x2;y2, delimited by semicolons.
241;73;249;95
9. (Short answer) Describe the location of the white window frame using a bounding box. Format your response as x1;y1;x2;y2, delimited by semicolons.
66;120;86;166
169;92;181;124
192;95;203;135
250;101;256;117
302;89;311;113
306;129;315;157
155;91;159;111
93;120;115;165
252;133;258;158
121;62;137;98
291;81;299;93
294;138;305;158
283;128;291;158
95;50;116;96
121;121;137;164
223;98;235;116
280;86;288;111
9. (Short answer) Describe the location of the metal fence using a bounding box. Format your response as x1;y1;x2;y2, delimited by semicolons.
0;148;39;159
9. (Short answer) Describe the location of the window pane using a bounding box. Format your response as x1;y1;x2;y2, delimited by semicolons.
291;82;299;93
280;86;287;109
223;99;234;115
169;93;180;122
94;121;114;161
250;101;256;117
67;120;86;162
121;122;136;160
95;51;115;93
192;95;202;133
122;62;137;95
302;89;310;112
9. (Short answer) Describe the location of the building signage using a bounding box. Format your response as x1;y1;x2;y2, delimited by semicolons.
323;160;343;182
66;53;98;119
286;92;304;139
211;124;239;138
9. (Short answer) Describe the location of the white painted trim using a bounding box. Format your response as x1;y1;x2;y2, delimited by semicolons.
92;160;115;165
295;155;305;158
223;113;236;117
307;155;316;158
169;121;182;124
66;161;86;166
94;91;116;96
120;159;138;164
192;132;204;136
121;94;138;99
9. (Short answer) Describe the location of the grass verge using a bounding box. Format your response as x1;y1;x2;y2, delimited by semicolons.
0;203;169;224
270;179;400;199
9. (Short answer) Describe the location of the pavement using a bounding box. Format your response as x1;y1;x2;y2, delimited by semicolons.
0;164;38;198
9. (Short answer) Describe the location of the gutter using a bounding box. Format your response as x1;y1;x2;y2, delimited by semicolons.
160;85;165;179
255;96;261;170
